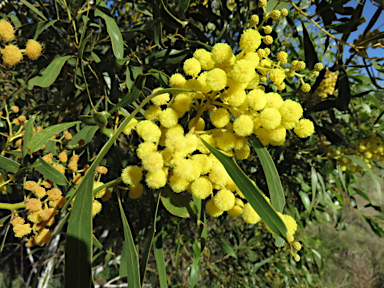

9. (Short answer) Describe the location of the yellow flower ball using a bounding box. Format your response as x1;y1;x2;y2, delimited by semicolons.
242;203;261;224
294;119;315;138
93;181;106;198
136;120;162;142
145;169;167;189
188;117;205;131
129;183;144;199
0;19;15;42
205;199;223;217
254;127;270;146
268;125;286;146
279;99;303;123
145;105;162;121
250;14;259;25
169;73;186;88
269;69;286;85
35;228;51;246
211;42;233;64
191;154;213;175
206;68;227;91
197;134;216;154
229;59;254;83
239;29;262;52
193;49;214;70
151;88;170;106
259;108;282;130
235;144;251;160
280;213;298;235
123;118;138;135
13;224;32;238
227;198;244;217
159;108;179;128
169;175;190;193
210;108;230;128
247;89;267;111
136;142;157;159
216;131;236;151
121;165;143;185
209;162;230;186
233;114;254;137
213;189;235;211
265;92;284;109
183;57;201;77
25;39;43;60
173;158;200;181
190;177;212;199
2;44;23;66
171;93;192;114
142;152;163;172
221;87;247;107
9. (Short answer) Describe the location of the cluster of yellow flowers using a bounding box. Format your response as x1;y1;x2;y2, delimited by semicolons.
120;11;319;252
326;134;384;172
313;68;339;99
0;18;42;66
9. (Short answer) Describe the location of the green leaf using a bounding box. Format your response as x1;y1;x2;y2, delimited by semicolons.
342;155;382;202
201;139;287;239
34;158;68;186
19;0;48;20
33;20;57;39
93;235;114;256
160;186;198;219
299;192;311;212
23;114;36;158
67;126;99;148
95;8;124;59
93;113;108;129
154;226;168;288
117;192;141;287
301;21;319;70
219;240;237;258
140;194;161;284
28;55;72;89
0;214;11;226
64;174;93;288
335;65;351;111
353;187;371;202
0;222;10;253
27;121;79;154
249;136;285;212
0;156;20;174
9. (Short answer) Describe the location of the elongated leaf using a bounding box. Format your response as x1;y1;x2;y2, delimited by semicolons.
117;192;140;287
249;135;285;212
64;174;93;288
219;240;237;258
299;192;311;212
68;125;99;148
140;194;160;284
154;226;168;288
160;186;197;219
33;20;56;39
95;9;124;59
335;65;351;111
0;222;10;253
93;235;114;256
342;155;382;203
0;156;20;174
301;21;318;70
34;158;68;186
19;0;48;20
23;115;36;158
28;55;72;89
0;214;11;226
27;121;79;154
201;139;287;239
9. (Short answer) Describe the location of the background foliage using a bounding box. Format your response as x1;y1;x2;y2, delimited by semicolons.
0;0;384;287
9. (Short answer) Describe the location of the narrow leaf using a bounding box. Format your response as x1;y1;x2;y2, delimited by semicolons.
117;192;141;288
19;0;48;20
0;156;20;174
34;158;68;186
28;55;72;89
95;8;124;59
201;139;287;239
249;135;285;212
67;125;99;148
301;21;319;70
23;114;36;158
154;227;168;288
335;65;351;111
64;174;93;288
27;121;79;154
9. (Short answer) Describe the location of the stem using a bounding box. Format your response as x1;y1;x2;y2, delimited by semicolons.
0;201;25;211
